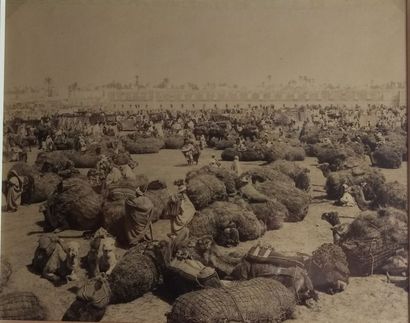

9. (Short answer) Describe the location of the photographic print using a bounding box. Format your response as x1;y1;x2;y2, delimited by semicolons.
1;0;408;322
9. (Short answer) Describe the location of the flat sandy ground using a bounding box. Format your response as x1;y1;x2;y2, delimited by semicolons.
1;148;408;323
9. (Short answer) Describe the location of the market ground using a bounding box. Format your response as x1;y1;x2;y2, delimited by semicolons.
1;148;408;323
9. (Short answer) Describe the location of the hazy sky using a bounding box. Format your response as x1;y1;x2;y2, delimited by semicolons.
4;0;406;89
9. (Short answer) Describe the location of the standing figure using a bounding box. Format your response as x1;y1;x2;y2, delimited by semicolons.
169;183;196;237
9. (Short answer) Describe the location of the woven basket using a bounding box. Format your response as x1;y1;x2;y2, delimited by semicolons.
340;238;401;276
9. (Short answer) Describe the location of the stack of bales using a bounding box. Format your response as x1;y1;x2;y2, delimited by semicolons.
102;177;171;240
325;167;386;200
7;163;61;204
123;136;164;154
243;166;311;222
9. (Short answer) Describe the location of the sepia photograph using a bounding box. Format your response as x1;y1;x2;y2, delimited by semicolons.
0;0;408;322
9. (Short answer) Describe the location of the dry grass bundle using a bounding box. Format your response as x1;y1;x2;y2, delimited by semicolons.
111;152;132;166
255;180;311;222
9;162;37;176
249;199;288;230
166;278;296;323
123;137;164;154
106;176;149;201
0;292;47;321
8;163;61;204
164;136;185;149
35;151;72;172
309;243;350;293
263;143;286;163
214;139;236;150
101;199;126;241
187;166;238;195
242;167;293;186
268;160;311;191
108;248;161;304
49;177;103;230
325;168;386;200
221;148;265;161
372;145;402;169
373;181;407;210
314;144;349;166
30;172;61;204
145;189;172;221
343;208;407;244
299;127;321;144
385;131;407;160
186;174;227;209
64;150;101;168
284;146;306;161
188;201;265;242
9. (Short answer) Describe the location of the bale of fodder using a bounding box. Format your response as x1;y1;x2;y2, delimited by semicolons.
249;199;288;230
0;292;47;321
374;181;407;210
101;199;126;241
0;257;12;292
315;144;349;167
35;151;73;172
341;207;407;245
47;177;103;230
111;151;132;166
30;172;61;204
8;163;61;203
106;176;149;201
339;208;407;276
360;133;378;152
64;150;101;168
123;137;164;154
166;278;296;323
242;167;294;186
164;136;185;149
145;189;172;221
385;131;407;160
102;189;170;240
186;174;227;209
214;139;235;150
309;243;350;293
8;162;37;176
255;181;310;222
263;143;286;163
284;145;306;161
221;148;265;161
186;166;238;195
325;168;385;200
372;145;402;169
240;149;266;161
268;160;310;191
188;201;265;242
299;127;321;144
108;247;161;303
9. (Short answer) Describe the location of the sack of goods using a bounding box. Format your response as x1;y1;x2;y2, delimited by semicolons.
166;278;296;323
